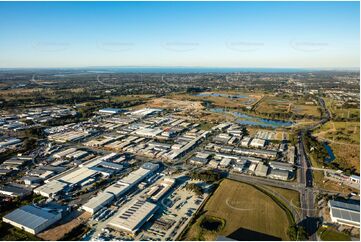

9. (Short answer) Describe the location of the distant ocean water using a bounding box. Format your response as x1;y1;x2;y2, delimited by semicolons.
85;67;315;74
0;67;357;74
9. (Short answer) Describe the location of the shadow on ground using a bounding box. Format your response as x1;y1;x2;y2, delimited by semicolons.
298;216;321;237
227;227;281;241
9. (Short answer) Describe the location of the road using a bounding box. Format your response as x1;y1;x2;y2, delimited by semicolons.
96;75;115;87
297;97;331;240
231;97;331;241
228;172;302;192
297;130;317;240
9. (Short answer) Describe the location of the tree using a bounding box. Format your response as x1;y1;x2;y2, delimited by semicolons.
190;170;222;183
287;225;298;240
287;224;308;241
185;183;203;195
242;127;249;136
297;226;308;240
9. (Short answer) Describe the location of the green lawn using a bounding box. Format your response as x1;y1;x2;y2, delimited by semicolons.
319;227;351;241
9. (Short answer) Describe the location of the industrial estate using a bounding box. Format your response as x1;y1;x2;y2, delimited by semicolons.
0;1;360;241
0;69;359;241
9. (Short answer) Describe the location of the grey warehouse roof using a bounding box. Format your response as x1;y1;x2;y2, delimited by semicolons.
329;200;360;223
329;200;360;212
3;205;60;230
141;162;159;171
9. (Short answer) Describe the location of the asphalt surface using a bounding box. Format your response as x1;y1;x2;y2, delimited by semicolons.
297;97;331;241
229;97;332;241
228;172;302;192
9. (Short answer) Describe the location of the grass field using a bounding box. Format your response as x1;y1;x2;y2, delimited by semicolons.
328;143;360;173
314;121;359;144
138;97;204;111
291;103;321;117
313;121;360;173
256;96;290;114
318;227;351;241
111;94;153;102
263;185;301;211
305;141;359;192
256;96;321;118
184;179;291;241
324;98;360;120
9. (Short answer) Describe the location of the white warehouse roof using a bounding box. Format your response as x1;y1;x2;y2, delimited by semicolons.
104;182;130;198
82;192;114;214
108;199;157;234
33;180;68;198
120;167;151;185
58;167;98;185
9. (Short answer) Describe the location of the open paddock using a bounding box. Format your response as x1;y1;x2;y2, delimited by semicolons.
183;179;291;241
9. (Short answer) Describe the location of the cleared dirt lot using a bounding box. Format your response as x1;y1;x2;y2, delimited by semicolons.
184;179;291;240
140;97;204;111
167;92;262;109
37;211;91;241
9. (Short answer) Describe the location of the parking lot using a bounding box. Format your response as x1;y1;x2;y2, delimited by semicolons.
136;179;208;241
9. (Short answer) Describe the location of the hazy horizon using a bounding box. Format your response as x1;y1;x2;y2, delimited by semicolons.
0;1;359;68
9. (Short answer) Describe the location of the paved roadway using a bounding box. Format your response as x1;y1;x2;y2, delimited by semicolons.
297;97;331;240
229;96;333;241
229;134;318;240
228;173;302;192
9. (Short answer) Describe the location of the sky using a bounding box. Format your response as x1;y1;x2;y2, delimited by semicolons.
0;1;359;69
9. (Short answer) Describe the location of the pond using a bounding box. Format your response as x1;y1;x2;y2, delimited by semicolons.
210;108;293;128
323;142;336;164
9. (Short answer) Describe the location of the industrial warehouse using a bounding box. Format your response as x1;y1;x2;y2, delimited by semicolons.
108;199;158;234
2;204;64;234
82;162;159;214
34;153;125;198
0;108;301;241
328;200;360;227
0;104;359;241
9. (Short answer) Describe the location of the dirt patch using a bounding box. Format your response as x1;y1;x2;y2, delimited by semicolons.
141;97;204;111
37;211;91;241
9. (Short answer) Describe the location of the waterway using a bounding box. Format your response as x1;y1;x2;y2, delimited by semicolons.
210;108;293;128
